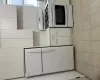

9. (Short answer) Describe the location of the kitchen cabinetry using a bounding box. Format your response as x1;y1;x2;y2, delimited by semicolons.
25;46;74;77
44;0;69;5
49;28;72;46
22;6;39;31
17;6;39;31
0;5;17;30
0;30;34;48
54;0;69;5
25;48;42;77
42;46;74;74
0;48;24;80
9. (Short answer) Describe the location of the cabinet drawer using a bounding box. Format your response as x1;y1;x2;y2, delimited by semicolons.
25;48;42;54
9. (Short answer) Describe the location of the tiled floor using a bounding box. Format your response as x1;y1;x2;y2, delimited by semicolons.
13;71;86;80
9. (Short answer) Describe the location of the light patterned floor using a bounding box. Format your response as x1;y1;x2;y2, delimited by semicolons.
13;71;87;80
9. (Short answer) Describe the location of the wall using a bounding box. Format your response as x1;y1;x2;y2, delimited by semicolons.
72;0;100;80
40;29;50;46
0;0;4;4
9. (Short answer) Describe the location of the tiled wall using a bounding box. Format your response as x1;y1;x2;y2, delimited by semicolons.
72;0;100;80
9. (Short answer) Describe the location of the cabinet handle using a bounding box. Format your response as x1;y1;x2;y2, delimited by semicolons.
42;49;55;53
28;52;41;54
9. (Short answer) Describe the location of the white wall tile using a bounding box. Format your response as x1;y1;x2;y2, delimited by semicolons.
92;27;100;40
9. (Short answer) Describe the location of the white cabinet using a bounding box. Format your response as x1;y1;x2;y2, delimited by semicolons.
40;29;50;46
53;0;69;5
0;17;17;30
25;48;42;77
25;46;74;77
50;28;72;46
57;37;72;45
0;48;24;79
42;46;74;74
0;30;34;48
0;39;33;48
0;5;17;18
22;6;39;31
17;6;39;31
0;5;17;30
45;0;69;5
1;30;34;39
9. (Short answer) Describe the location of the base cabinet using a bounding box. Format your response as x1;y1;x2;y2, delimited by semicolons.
42;46;74;74
0;48;24;80
25;48;42;77
25;46;74;77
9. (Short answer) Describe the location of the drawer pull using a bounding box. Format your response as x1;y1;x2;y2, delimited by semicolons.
42;49;55;53
28;52;41;54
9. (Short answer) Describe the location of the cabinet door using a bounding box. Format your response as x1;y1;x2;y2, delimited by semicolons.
50;28;72;37
57;37;72;45
50;28;72;46
23;6;39;31
56;28;72;37
25;48;42;77
42;46;74;74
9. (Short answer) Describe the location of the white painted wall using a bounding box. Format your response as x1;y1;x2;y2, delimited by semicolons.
40;29;50;46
